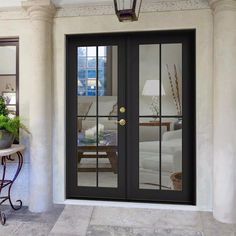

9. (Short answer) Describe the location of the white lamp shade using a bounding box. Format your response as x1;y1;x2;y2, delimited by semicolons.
142;80;166;96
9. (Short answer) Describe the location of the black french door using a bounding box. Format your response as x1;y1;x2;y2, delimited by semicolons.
66;30;196;204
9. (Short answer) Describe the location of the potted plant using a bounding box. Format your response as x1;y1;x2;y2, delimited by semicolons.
0;96;29;149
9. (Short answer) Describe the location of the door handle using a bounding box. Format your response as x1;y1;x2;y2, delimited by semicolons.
115;119;126;126
119;107;126;113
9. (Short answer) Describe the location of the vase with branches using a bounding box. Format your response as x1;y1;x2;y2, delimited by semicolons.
166;64;182;129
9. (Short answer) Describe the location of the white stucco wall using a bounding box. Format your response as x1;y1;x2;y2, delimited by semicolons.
0;8;213;210
53;9;213;210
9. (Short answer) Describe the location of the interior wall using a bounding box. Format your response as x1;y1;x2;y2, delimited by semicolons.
0;46;16;74
53;9;213;210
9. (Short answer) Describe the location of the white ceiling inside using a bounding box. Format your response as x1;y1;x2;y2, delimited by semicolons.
0;0;179;8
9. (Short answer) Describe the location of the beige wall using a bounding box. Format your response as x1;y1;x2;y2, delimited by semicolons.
0;8;213;210
53;9;213;210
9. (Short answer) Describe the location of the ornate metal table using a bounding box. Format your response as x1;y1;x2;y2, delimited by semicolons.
0;144;25;225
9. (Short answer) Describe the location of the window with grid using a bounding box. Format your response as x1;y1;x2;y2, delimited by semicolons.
77;46;109;96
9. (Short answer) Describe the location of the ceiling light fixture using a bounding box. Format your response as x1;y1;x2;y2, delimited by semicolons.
113;0;142;22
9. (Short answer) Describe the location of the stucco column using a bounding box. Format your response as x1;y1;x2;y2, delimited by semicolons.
22;0;55;212
209;0;236;224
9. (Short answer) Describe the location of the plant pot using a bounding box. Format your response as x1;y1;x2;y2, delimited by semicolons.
170;172;182;191
0;130;14;149
174;118;182;130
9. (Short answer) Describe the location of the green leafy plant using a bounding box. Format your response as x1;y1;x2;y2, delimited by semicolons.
0;96;29;140
0;96;9;116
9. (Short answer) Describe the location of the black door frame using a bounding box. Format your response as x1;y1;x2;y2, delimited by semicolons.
126;31;196;204
66;30;196;204
66;35;127;199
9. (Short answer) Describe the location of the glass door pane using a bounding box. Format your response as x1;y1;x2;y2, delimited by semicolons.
0;45;17;117
139;44;162;190
161;44;183;191
139;43;183;191
77;45;119;188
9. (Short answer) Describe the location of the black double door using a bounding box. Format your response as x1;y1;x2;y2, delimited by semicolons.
66;30;195;204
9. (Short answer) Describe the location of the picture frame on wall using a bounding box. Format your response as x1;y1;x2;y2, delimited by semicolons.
2;91;16;117
2;91;16;105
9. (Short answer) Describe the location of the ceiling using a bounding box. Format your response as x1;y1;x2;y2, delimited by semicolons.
0;0;181;8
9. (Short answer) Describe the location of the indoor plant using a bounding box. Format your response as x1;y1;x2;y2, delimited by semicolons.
0;96;29;149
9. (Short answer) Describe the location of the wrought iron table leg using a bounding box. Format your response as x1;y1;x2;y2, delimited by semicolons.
0;156;6;225
0;211;5;225
7;152;23;210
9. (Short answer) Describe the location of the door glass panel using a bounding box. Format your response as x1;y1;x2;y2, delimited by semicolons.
77;45;119;188
161;118;182;191
0;46;16;74
97;46;118;187
161;44;183;191
98;118;118;188
0;46;17;117
139;44;160;117
161;44;182;116
98;46;118;116
78;46;96;116
139;118;162;189
139;43;183;192
77;117;97;187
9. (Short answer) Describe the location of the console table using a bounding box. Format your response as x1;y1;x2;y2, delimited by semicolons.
139;121;171;131
78;132;117;173
0;144;25;225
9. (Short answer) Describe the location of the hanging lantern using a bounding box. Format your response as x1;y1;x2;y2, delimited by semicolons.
113;0;142;22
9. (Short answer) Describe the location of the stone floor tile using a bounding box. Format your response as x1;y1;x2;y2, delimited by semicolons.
49;205;93;236
201;212;236;232
37;204;65;224
0;221;22;236
49;233;79;236
7;212;42;222
13;222;53;236
159;210;203;230
86;225;133;236
90;206;167;228
6;204;64;225
203;229;236;236
153;228;204;236
86;225;204;236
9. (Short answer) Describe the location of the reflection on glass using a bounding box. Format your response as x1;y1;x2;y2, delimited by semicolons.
0;46;16;74
77;45;119;189
98;46;118;116
98;118;118;188
77;118;97;187
139;44;160;117
161;118;182;191
162;44;182;116
139;118;160;189
77;46;97;116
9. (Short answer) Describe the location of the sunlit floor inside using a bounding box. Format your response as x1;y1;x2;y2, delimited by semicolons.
78;170;174;190
0;204;235;236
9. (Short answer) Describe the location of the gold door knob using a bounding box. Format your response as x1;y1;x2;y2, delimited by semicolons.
116;119;126;126
119;107;126;113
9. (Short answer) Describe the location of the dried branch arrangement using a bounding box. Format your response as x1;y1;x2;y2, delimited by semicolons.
166;64;182;115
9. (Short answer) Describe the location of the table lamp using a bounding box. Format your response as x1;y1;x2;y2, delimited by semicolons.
142;80;166;118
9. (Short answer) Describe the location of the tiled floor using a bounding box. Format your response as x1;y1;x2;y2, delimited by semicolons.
0;204;235;236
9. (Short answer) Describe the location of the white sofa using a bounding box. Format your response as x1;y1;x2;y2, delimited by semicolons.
139;129;182;189
78;98;182;188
